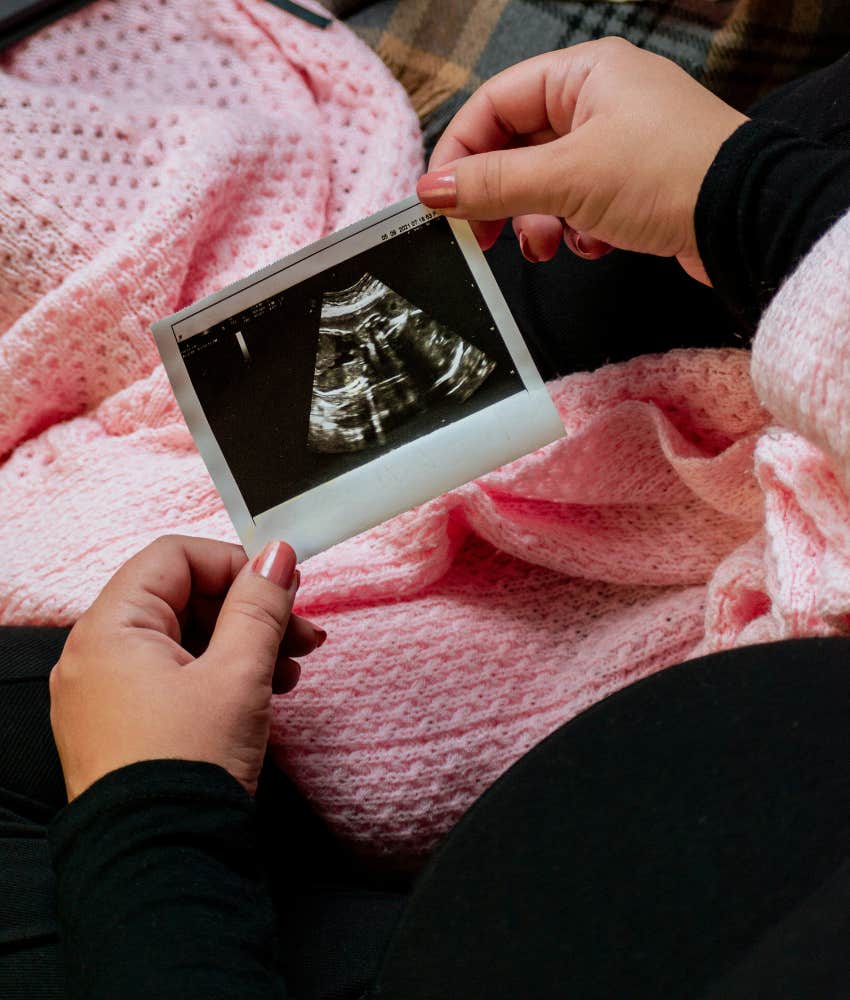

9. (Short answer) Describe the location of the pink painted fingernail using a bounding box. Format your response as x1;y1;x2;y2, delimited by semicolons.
251;541;297;590
416;171;457;209
313;627;327;648
519;232;539;263
573;233;614;259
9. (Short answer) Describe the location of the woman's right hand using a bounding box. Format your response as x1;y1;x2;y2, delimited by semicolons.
416;37;748;283
50;536;323;801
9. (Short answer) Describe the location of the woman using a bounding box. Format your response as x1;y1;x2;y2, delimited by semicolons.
3;39;849;999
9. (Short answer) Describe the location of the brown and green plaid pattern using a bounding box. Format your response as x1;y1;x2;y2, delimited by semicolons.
325;1;850;156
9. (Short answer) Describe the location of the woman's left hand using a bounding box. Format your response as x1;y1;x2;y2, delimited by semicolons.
50;535;324;800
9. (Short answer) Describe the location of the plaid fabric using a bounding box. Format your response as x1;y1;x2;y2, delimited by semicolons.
326;0;850;156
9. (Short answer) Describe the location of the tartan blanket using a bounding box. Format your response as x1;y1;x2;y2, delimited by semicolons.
326;0;850;156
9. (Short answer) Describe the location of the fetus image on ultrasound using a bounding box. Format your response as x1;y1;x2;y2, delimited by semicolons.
307;273;496;453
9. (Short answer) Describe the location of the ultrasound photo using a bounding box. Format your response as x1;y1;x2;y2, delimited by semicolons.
308;273;496;453
153;197;564;559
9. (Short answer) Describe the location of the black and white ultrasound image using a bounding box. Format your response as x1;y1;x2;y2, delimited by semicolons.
308;273;496;453
180;216;525;517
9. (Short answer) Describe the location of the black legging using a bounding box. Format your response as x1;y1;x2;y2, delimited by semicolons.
375;637;850;999
1;628;849;999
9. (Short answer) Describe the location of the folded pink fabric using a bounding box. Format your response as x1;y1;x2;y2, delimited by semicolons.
3;2;850;864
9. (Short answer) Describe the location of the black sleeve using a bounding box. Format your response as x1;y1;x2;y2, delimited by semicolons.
48;759;286;1000
695;118;850;332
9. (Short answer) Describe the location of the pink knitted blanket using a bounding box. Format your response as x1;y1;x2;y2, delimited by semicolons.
3;1;850;863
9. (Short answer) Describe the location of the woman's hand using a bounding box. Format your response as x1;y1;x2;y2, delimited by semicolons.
416;37;748;283
50;536;324;800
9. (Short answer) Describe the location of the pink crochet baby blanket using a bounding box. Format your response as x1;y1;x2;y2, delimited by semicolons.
3;1;850;864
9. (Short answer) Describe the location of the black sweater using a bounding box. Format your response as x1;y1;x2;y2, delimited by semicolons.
48;761;286;999
695;118;850;331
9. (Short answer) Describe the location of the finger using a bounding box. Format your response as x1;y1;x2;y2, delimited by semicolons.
563;225;614;261
102;535;247;635
272;656;301;695
524;127;560;148
428;44;600;172
207;541;299;681
470;218;506;251
417;171;506;249
184;592;324;658
428;125;561;255
513;214;563;262
429;132;560;252
418;140;572;221
430;130;559;255
280;614;327;657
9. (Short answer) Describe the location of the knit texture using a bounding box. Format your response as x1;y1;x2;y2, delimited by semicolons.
0;0;421;619
266;213;848;864
4;4;850;864
270;347;771;862
700;212;850;650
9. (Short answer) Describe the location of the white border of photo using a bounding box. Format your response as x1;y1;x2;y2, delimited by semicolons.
152;196;565;560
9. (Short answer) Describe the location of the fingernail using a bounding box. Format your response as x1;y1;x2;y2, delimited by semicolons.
574;233;591;257
312;626;327;648
416;171;457;209
519;232;539;263
251;541;297;590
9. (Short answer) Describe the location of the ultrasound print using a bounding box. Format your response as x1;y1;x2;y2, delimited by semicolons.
174;212;529;518
307;273;496;453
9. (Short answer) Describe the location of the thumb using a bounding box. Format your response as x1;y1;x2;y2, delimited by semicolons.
207;541;299;678
417;139;572;221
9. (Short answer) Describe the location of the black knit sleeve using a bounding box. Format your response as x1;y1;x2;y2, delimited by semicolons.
695;118;850;333
48;759;286;1000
